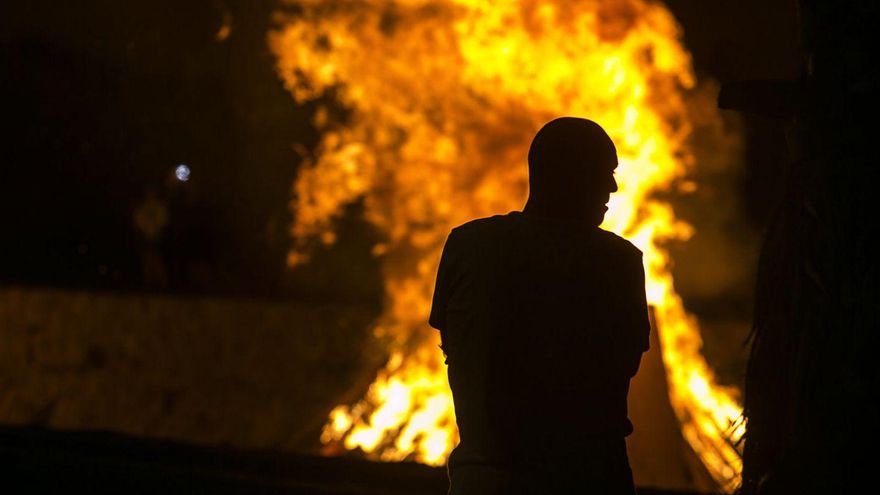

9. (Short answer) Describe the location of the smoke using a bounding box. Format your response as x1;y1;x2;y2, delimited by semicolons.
674;82;755;310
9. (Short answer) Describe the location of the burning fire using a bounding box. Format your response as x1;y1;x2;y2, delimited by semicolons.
271;0;743;491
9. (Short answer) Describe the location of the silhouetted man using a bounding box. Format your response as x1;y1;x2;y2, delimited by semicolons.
430;117;650;494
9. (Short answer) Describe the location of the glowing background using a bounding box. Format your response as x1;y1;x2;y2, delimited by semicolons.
271;0;744;491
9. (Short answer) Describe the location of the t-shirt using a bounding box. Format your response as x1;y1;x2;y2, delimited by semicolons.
429;211;650;470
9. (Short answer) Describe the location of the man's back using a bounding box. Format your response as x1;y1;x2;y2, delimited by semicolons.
430;211;649;492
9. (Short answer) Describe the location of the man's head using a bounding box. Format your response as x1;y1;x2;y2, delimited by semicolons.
526;117;618;226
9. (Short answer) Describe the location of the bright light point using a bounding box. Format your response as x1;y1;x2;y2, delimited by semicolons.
175;164;191;182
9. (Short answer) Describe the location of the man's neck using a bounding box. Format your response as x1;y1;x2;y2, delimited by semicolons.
522;197;600;224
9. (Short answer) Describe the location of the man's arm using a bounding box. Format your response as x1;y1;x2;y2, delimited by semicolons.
429;229;462;360
622;250;651;377
631;252;651;353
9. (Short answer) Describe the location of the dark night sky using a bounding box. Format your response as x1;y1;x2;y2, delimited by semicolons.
0;0;800;302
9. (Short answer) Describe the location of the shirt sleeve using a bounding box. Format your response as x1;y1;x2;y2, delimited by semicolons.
429;229;459;334
615;249;651;378
629;251;651;353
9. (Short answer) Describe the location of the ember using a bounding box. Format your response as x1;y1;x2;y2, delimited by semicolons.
271;0;743;490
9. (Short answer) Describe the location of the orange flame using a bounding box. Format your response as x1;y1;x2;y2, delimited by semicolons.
271;0;743;491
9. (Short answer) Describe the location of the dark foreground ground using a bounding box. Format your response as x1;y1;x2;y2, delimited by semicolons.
1;425;717;495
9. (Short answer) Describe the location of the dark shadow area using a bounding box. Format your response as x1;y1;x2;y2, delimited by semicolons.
720;1;880;493
1;425;714;495
0;0;382;304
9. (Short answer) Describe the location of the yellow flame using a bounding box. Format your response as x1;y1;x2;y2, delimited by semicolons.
271;0;742;491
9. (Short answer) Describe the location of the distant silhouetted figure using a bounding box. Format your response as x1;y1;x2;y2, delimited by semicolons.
133;187;169;288
430;117;650;494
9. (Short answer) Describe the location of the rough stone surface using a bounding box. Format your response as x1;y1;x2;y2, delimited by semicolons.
0;286;381;452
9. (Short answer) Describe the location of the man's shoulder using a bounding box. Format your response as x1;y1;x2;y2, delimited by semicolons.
595;228;643;260
448;214;513;242
446;216;643;260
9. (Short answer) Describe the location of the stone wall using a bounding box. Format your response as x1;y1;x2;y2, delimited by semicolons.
0;287;380;452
